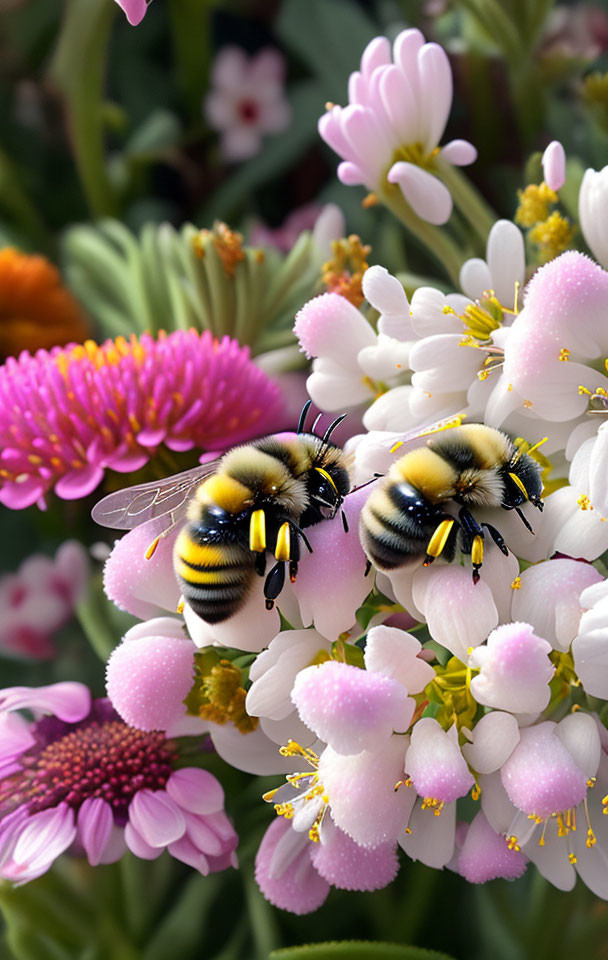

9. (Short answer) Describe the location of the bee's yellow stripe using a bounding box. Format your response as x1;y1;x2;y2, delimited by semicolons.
175;533;226;568
175;560;225;584
195;474;252;513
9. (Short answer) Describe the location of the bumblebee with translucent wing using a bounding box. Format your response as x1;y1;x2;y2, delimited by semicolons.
93;402;350;623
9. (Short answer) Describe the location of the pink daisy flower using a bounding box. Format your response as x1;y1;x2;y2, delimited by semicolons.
0;683;238;882
113;0;151;26
0;330;282;510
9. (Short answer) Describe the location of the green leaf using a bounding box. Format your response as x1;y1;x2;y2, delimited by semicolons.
201;81;323;222
269;943;457;960
276;0;375;96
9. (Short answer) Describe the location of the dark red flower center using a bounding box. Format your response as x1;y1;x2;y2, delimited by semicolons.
0;720;177;821
237;98;259;124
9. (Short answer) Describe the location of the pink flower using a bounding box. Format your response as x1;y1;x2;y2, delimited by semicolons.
0;683;237;882
318;29;476;224
254;815;399;915
0;541;89;659
542;141;566;192
113;0;150;25
204;48;291;161
0;331;281;510
469;622;555;715
457;810;527;884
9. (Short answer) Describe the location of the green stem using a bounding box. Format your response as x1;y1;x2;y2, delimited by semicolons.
49;0;118;217
379;186;465;287
436;162;497;249
0;150;53;253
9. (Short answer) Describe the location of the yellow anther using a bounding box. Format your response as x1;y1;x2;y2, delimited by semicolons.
559;348;570;361
176;596;185;614
515;181;558;228
569;853;578;864
315;466;338;494
509;472;529;500
471;535;484;567
506;835;520;852
587;778;596;788
275;522;291;562
472;783;481;801
404;827;412;835
249;509;266;552
577;494;593;511
145;536;161;560
511;576;522;590
262;788;279;802
587;828;597;848
579;385;593;396
362;192;379;208
426;519;455;559
523;400;533;409
530;212;575;263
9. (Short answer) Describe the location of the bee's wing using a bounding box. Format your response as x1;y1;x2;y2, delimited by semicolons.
91;462;220;530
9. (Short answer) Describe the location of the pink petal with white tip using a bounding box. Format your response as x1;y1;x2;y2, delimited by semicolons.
406;720;474;803
0;682;90;722
128;790;186;847
458;810;527;883
255;818;329;915
77;798;113;867
469;622;554;714
311;817;399;891
292;661;414;755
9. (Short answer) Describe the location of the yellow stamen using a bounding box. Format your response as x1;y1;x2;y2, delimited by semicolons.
511;576;522;590
515;181;558;228
529;212;575;264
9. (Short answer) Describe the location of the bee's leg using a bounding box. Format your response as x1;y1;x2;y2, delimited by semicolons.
364;558;372;577
264;562;285;610
254;552;267;577
423;517;457;568
458;508;485;583
289;526;301;583
515;507;535;534
483;523;509;556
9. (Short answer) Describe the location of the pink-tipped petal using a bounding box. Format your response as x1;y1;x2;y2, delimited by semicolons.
255;818;329;915
406;720;474;804
469;622;554;714
294;293;376;363
311;818;399;891
458;810;527;883
542;141;566;192
292;660;414;755
106;631;194;732
388;163;453;225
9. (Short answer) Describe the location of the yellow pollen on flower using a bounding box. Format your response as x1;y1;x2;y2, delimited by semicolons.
569;853;578;864
421;797;444;816
192;222;246;276
322;234;371;306
515;181;558;228
362;192;379;208
506;835;520;852
472;783;481;801
529;212;575;263
559;348;571;361
511;576;522;590
578;494;593;511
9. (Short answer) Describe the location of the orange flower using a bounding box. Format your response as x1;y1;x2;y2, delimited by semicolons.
0;248;88;360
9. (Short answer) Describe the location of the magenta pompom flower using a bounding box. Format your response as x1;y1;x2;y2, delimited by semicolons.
0;683;238;881
0;330;282;510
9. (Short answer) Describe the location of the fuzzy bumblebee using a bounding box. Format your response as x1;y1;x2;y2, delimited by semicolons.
359;424;544;583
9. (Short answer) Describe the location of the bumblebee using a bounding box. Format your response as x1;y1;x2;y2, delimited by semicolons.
93;402;350;622
360;423;544;583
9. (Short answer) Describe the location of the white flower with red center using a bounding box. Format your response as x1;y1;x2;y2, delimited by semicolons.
319;28;476;224
0;541;89;659
0;683;237;882
204;48;291;161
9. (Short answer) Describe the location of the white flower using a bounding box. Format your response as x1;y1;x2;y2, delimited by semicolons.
318;29;476;224
579;166;608;269
573;580;608;698
542;141;566;193
204;47;291;161
459;219;526;305
469;622;554;715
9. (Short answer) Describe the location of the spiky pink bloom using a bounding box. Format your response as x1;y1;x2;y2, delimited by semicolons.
0;683;237;882
0;331;281;510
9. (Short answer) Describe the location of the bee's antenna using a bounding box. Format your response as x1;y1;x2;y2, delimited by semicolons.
297;400;312;435
311;412;323;436
322;413;347;443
